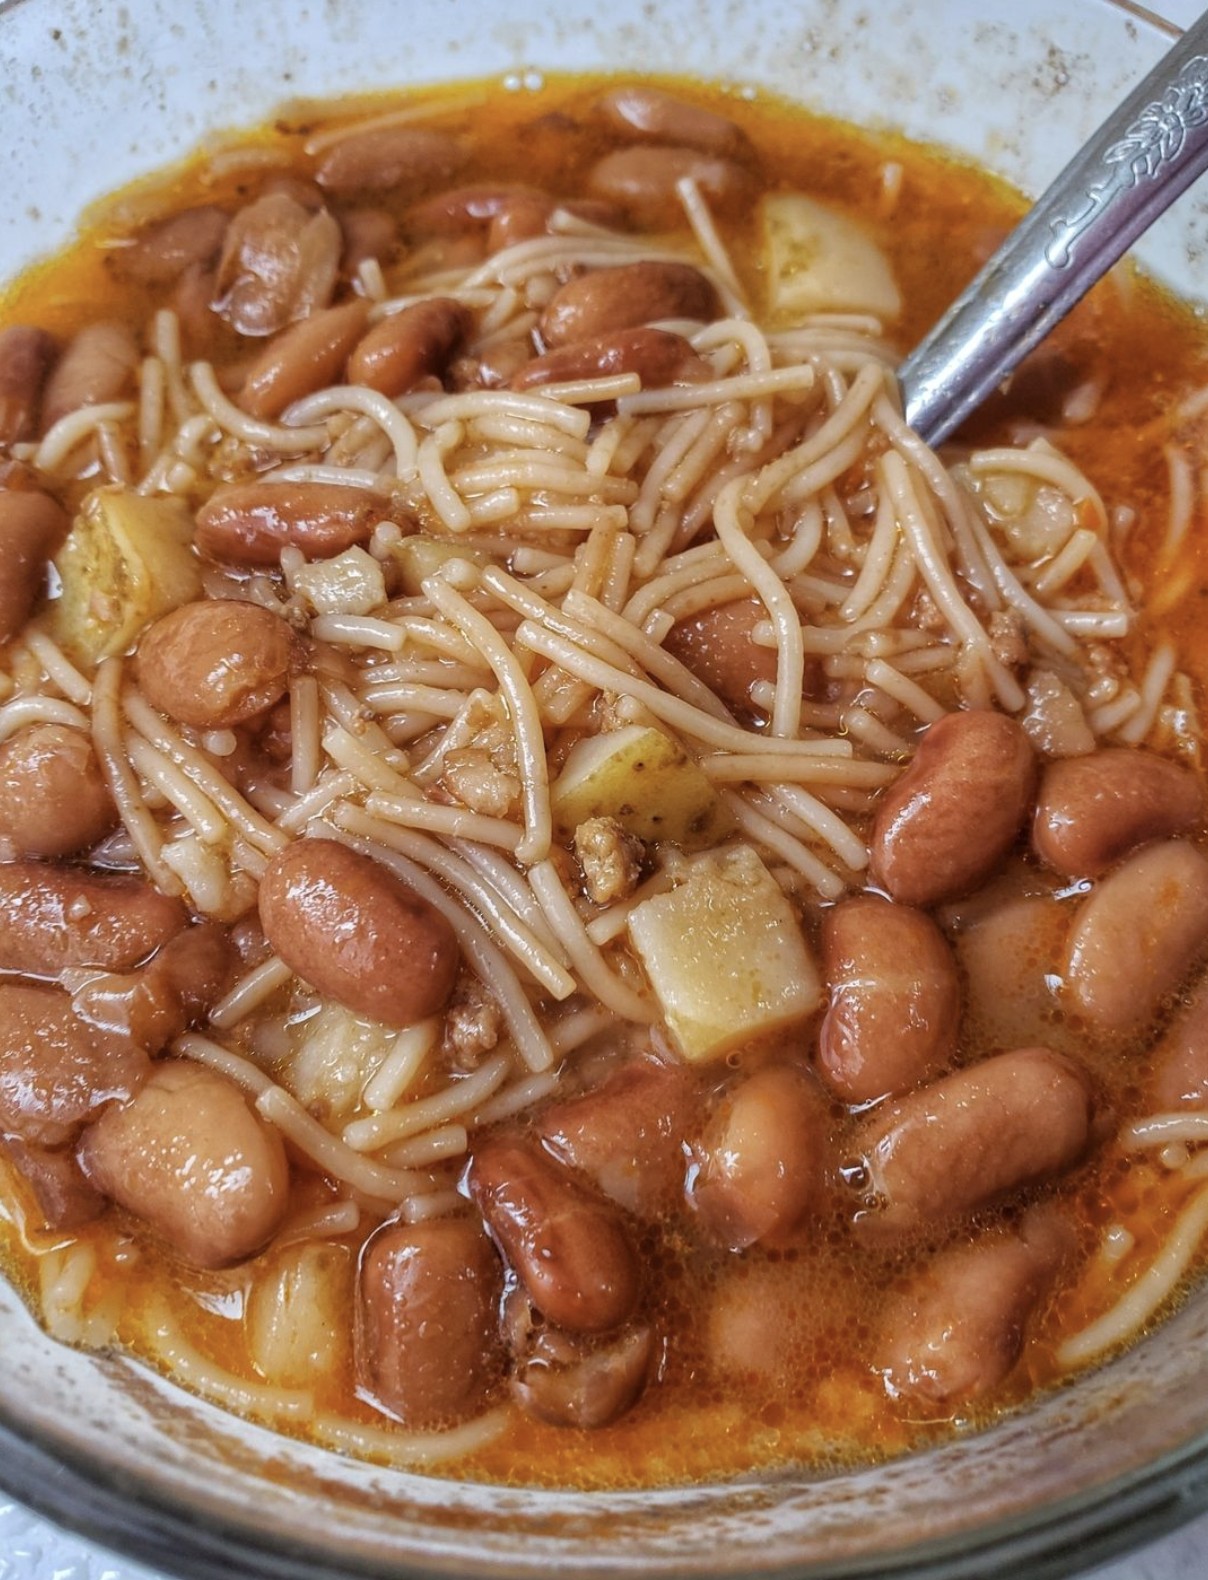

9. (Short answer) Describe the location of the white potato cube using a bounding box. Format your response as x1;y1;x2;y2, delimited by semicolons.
762;192;901;323
246;1241;352;1386
285;1002;397;1120
627;844;821;1062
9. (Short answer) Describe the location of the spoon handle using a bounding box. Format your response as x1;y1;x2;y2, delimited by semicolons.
899;10;1208;447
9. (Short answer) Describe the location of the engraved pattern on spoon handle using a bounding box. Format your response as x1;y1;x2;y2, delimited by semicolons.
899;12;1208;447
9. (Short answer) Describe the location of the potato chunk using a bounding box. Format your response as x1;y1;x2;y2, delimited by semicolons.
627;844;820;1062
762;192;901;323
551;723;732;852
51;487;202;667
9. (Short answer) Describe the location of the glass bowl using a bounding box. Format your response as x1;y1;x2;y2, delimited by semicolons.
2;1;1208;1576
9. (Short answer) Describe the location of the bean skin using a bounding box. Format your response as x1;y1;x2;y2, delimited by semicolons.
1065;839;1208;1039
819;895;959;1103
510;326;706;392
850;1046;1092;1236
215;193;341;338
1033;747;1202;878
0;982;150;1146
240;299;371;419
258;838;460;1027
539;261;719;349
0;860;186;977
0;486;70;642
537;1055;699;1216
662;597;779;716
691;1063;822;1249
877;1207;1075;1409
588;145;756;227
41;321;139;429
594;87;753;159
869;710;1037;907
195;480;393;565
70;922;236;1053
78;1061;290;1269
356;1217;503;1427
136;599;296;730
315;125;465;200
346;297;472;396
0;724;115;858
511;1318;653;1430
467;1135;640;1333
0;326;57;445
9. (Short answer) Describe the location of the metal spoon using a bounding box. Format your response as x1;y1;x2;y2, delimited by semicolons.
899;9;1208;447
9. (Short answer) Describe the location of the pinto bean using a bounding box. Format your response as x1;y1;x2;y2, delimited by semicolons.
108;205;229;287
41;321;139;430
877;1207;1075;1409
488;196;620;253
214;192;341;337
239;299;371;418
595;87;753;159
692;1064;822;1249
662;597;778;715
537;1055;699;1216
588;145;755;227
450;338;532;392
540;261;719;350
0;724;115;858
850;1047;1092;1235
1065;839;1208;1039
339;207;398;276
0;326;57;445
0;860;185;977
510;1316;653;1430
819;896;958;1104
0;486;69;643
1033;748;1202;878
0;1136;106;1230
346;297;472;396
356;1217;502;1427
71;922;236;1052
408;183;544;235
510;327;706;393
869;710;1037;907
315;125;465;200
195;479;393;565
1151;973;1208;1109
0;982;149;1145
467;1135;640;1332
136;599;296;729
258;837;459;1027
78;1061;289;1268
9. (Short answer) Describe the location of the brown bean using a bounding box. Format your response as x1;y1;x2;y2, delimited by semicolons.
819;896;959;1104
346;297;472;397
467;1135;640;1332
851;1047;1092;1235
41;321;139;430
510;327;706;393
588;145;756;226
195;480;393;565
869;710;1037;907
71;922;236;1052
258;837;459;1027
0;724;115;858
0;860;186;977
662;597;779;716
692;1064;822;1249
0;486;69;643
0;1136;106;1230
108;205;229;287
214;192;341;337
540;261;719;350
877;1207;1075;1409
0;982;149;1145
315;125;465;200
78;1061;289;1268
955;893;1068;1053
136;599;296;730
537;1055;699;1216
1033;747;1202;878
511;1318;653;1430
0;326;57;444
595;87;753;159
240;299;371;419
356;1217;502;1427
1151;973;1208;1109
408;183;544;235
338;207;398;276
1065;839;1208;1039
487;196;620;253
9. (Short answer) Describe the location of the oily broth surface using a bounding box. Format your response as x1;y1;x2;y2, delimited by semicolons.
0;74;1207;1491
